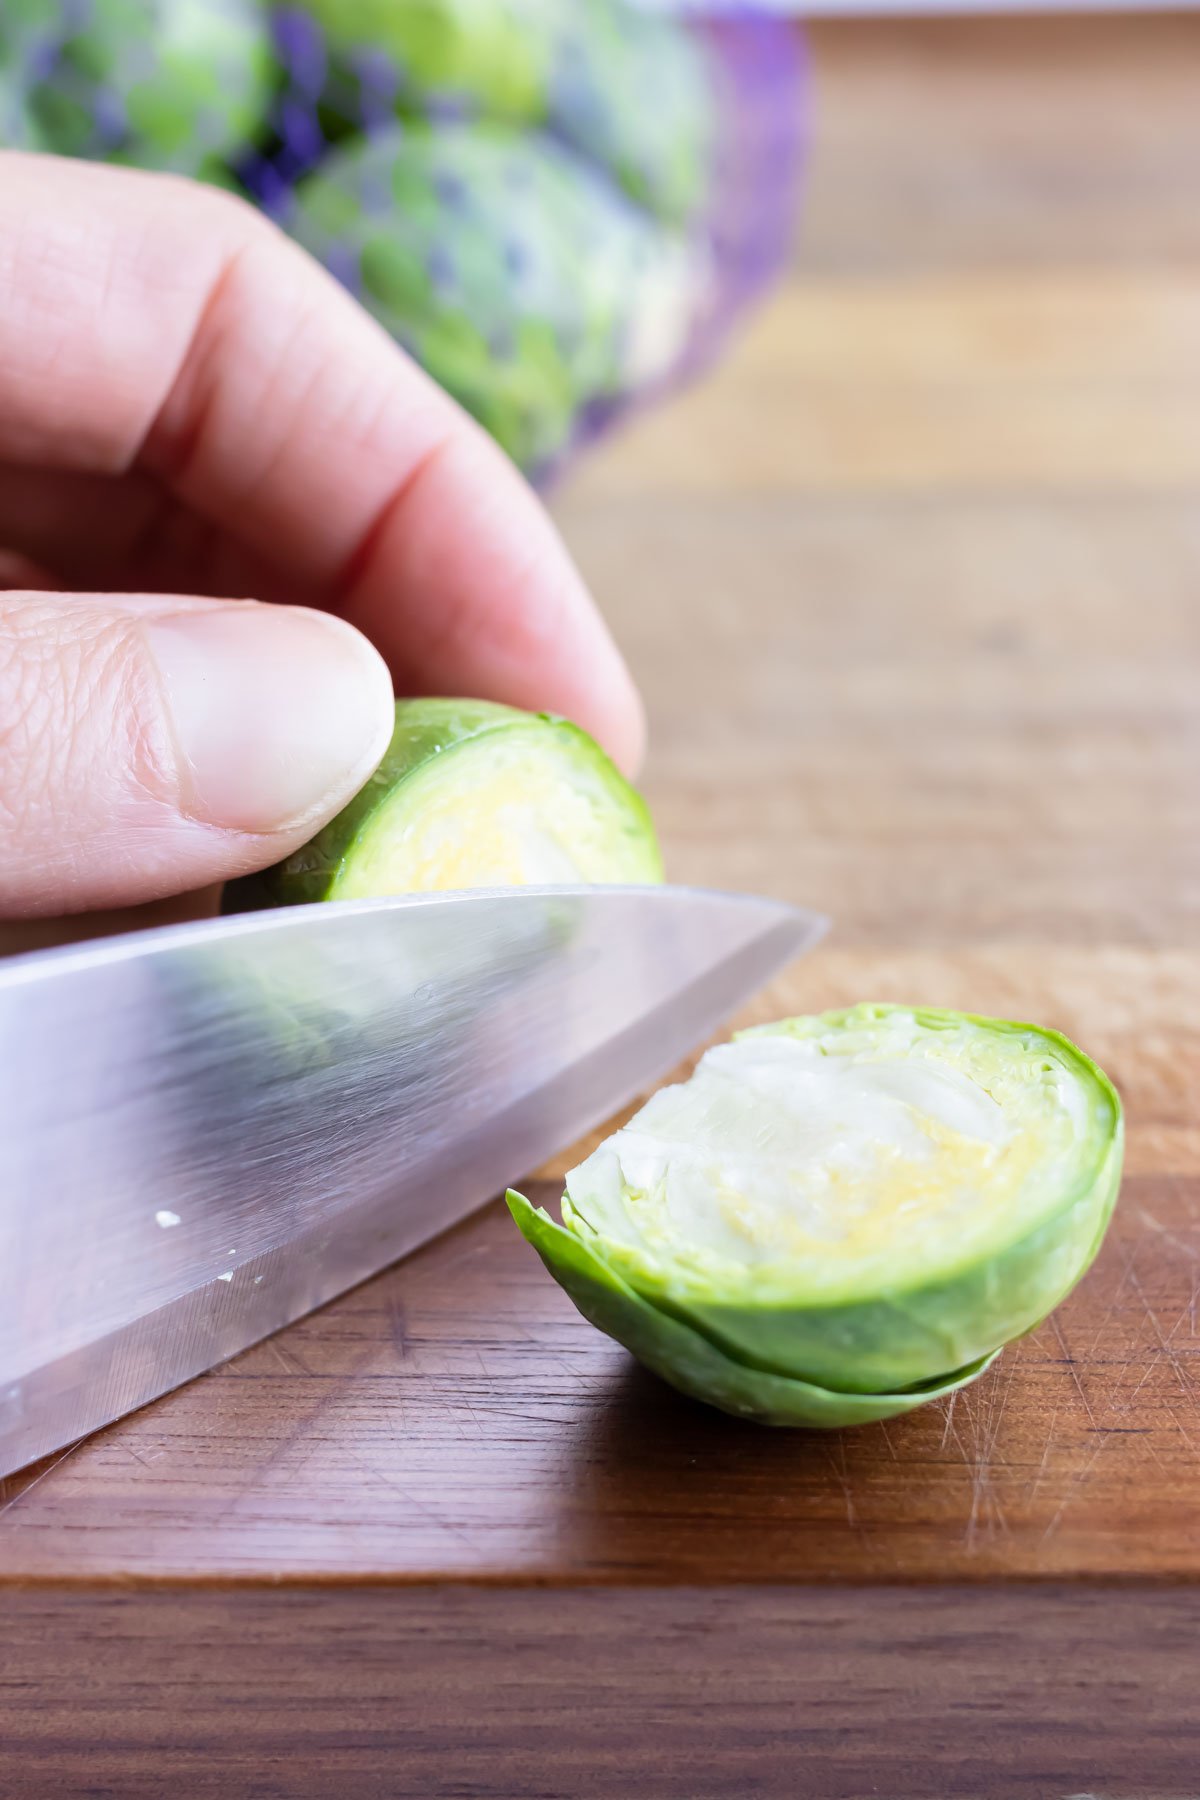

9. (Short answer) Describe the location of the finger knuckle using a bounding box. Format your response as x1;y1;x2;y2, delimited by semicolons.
152;168;268;245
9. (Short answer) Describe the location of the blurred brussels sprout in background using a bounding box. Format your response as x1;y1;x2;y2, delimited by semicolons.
275;0;713;225
548;2;713;226
284;121;710;471
0;0;276;181
0;61;39;152
276;0;553;137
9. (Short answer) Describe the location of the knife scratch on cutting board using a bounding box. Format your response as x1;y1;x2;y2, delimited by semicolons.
960;1350;1016;1550
1037;1265;1134;1544
823;1436;862;1535
1130;1267;1198;1409
1038;1214;1200;1545
0;1440;84;1525
1050;1312;1100;1433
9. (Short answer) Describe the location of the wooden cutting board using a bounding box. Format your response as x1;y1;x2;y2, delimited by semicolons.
4;17;1199;1797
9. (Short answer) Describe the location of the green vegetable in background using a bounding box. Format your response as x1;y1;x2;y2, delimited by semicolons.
0;0;275;180
0;1;797;480
0;69;36;152
510;1005;1123;1427
285;122;709;472
223;697;663;912
286;0;714;226
546;1;714;227
291;0;552;131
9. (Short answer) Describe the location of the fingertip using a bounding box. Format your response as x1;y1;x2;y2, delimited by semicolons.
609;674;649;782
146;601;395;836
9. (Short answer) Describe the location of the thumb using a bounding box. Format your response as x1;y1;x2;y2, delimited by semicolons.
0;592;395;917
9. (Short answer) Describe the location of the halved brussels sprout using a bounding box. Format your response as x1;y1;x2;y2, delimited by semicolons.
510;1005;1123;1425
223;697;662;912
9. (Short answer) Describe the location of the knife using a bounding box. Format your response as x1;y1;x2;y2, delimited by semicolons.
0;884;825;1477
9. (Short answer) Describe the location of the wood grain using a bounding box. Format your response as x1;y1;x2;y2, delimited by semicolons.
573;277;1200;494
4;1586;1199;1799
4;15;1200;1791
797;15;1200;274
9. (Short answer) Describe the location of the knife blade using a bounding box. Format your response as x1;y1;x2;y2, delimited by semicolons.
0;884;825;1476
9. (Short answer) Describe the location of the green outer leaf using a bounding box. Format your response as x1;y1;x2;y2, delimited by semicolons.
507;1191;1001;1430
222;697;661;913
563;1006;1124;1394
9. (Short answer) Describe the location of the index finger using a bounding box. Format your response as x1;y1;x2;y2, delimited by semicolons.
0;154;644;771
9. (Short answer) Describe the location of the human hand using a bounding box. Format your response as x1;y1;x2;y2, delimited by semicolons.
0;154;644;919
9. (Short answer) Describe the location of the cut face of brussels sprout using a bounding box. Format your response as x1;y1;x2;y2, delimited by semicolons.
223;698;662;913
511;1005;1123;1418
335;725;653;896
572;1013;1103;1293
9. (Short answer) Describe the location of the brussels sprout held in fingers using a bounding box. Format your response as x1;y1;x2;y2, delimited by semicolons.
223;697;663;913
